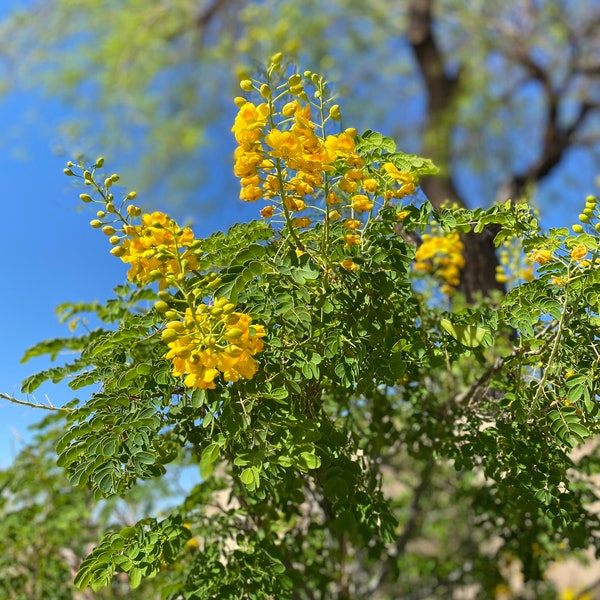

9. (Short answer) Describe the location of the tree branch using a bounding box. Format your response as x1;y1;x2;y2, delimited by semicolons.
0;392;72;412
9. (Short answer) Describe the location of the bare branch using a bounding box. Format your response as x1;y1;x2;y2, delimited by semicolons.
0;392;72;412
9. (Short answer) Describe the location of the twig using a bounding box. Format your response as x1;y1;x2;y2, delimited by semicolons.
0;392;72;412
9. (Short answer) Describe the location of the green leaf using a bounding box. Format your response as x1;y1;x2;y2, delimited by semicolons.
440;318;488;348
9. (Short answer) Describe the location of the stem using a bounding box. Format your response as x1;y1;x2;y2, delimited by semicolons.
531;276;571;407
0;392;72;412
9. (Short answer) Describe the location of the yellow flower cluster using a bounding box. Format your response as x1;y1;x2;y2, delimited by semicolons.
162;298;266;390
570;243;588;262
413;230;465;294
231;70;417;252
112;212;199;289
233;97;364;213
495;238;534;286
529;248;552;264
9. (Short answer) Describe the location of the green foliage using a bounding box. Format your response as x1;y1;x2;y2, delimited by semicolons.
5;62;600;599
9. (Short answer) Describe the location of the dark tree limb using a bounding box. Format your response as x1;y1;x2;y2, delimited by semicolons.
407;0;504;301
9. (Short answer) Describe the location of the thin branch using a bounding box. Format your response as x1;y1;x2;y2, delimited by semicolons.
0;392;72;412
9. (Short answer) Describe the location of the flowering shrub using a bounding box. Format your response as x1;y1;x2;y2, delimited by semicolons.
11;57;600;599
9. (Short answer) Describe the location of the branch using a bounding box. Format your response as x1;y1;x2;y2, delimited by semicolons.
367;458;435;595
0;392;72;412
407;0;462;209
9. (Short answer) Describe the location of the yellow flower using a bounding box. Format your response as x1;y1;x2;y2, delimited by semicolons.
283;197;306;212
529;249;552;264
341;258;359;272
570;243;588;262
343;234;361;248
343;219;362;230
362;178;378;193
117;212;198;289
293;217;311;228
260;206;275;219
351;194;374;212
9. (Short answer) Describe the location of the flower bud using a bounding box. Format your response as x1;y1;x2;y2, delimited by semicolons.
106;202;116;213
102;225;116;236
329;104;341;120
161;328;179;343
126;191;138;200
572;224;584;233
166;320;186;332
96;210;106;218
104;178;113;189
240;79;254;91
271;51;283;64
579;213;590;223
233;96;247;107
224;328;243;340
288;73;302;86
109;235;121;245
94;157;105;168
80;193;93;203
110;246;126;257
259;83;271;98
63;168;74;176
154;301;170;313
127;205;139;217
90;219;103;228
83;170;92;181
